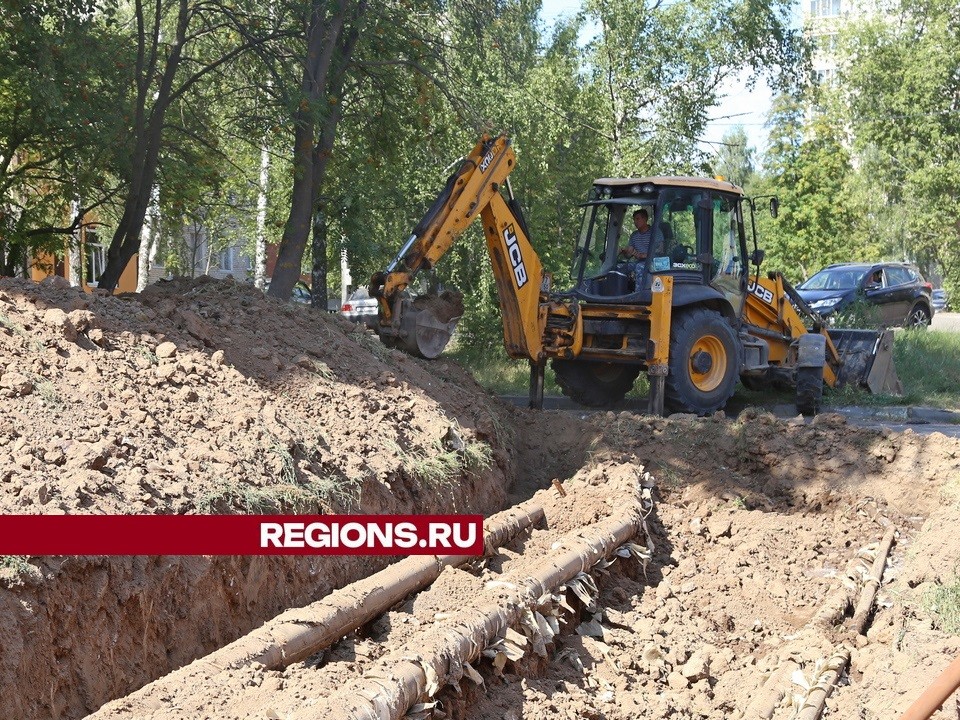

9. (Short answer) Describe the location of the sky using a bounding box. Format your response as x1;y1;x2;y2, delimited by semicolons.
537;0;805;159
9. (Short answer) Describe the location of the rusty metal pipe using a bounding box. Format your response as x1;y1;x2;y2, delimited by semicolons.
302;508;643;720
898;656;960;720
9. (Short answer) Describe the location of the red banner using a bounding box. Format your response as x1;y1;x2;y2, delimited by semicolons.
0;515;484;555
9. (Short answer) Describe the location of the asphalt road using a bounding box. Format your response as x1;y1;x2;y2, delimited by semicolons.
932;311;960;332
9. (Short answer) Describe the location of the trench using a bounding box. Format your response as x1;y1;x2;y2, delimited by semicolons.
3;406;958;720
0;401;595;720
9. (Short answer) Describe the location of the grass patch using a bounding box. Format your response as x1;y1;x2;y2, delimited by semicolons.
888;329;960;409
195;475;361;514
827;329;960;410
448;342;651;400
923;576;960;634
391;435;493;487
447;342;552;395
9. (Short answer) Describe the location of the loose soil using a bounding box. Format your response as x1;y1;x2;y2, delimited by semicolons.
1;276;959;720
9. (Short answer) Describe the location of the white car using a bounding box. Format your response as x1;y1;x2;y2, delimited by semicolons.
340;288;379;327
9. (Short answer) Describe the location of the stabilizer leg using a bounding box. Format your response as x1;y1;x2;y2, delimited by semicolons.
528;360;545;410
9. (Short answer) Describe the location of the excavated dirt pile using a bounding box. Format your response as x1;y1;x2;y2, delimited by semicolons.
2;274;960;720
0;275;518;720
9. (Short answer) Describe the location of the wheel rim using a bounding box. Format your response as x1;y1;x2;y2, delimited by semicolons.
688;334;727;392
909;307;928;326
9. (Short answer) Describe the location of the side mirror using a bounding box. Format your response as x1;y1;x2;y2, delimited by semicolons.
769;198;780;218
750;249;766;266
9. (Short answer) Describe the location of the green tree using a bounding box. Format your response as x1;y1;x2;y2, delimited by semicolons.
96;0;280;292
840;0;960;293
0;0;127;274
710;126;755;187
581;0;803;176
759;94;859;281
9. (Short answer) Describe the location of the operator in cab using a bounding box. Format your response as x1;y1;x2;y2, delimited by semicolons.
620;208;654;261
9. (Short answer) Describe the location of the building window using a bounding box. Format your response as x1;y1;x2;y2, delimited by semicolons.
219;246;234;272
810;0;841;17
84;230;106;286
814;67;836;84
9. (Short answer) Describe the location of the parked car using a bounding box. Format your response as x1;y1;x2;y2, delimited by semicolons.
291;281;312;305
795;262;934;328
263;279;313;305
340;287;379;327
932;288;949;312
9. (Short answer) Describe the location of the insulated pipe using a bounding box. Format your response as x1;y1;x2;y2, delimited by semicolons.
299;509;642;720
897;656;960;720
236;503;544;670
85;501;545;719
850;526;897;633
794;526;897;720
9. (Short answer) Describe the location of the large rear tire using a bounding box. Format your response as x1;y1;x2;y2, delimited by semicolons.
795;366;824;416
552;360;641;408
664;309;739;415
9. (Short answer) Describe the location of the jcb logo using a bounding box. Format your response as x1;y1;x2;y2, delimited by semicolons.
748;281;774;305
503;225;528;289
479;150;495;173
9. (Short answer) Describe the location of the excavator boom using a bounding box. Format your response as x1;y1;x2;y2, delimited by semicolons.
370;134;577;362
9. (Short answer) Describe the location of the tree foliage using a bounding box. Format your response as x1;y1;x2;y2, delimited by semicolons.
757;94;862;282
840;0;960;293
581;0;803;175
0;1;127;273
710;126;755;187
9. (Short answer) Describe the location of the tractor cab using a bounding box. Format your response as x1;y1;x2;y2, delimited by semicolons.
569;177;750;318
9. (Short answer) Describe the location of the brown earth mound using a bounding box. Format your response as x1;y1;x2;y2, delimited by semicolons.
0;275;520;719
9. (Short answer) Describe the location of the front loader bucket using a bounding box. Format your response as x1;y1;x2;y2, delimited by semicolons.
828;328;902;395
382;291;464;359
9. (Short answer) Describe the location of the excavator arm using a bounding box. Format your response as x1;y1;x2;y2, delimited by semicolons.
370;134;581;362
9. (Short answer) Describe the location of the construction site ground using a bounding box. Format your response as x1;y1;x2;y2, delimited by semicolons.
1;275;959;720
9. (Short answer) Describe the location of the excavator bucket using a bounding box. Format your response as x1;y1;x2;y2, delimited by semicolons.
828;328;902;394
383;291;464;359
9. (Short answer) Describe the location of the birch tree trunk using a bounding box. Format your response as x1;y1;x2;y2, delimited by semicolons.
255;143;270;290
69;199;82;287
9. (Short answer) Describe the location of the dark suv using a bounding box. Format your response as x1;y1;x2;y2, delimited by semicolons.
796;262;934;327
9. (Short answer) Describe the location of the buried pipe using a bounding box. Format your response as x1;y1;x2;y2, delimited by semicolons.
296;508;644;720
87;500;545;719
739;526;897;720
794;525;897;720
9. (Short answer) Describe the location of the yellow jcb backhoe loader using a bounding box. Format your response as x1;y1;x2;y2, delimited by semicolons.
369;134;900;415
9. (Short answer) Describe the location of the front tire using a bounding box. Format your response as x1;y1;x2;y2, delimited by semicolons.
664;309;739;415
552;360;641;408
795;366;824;416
